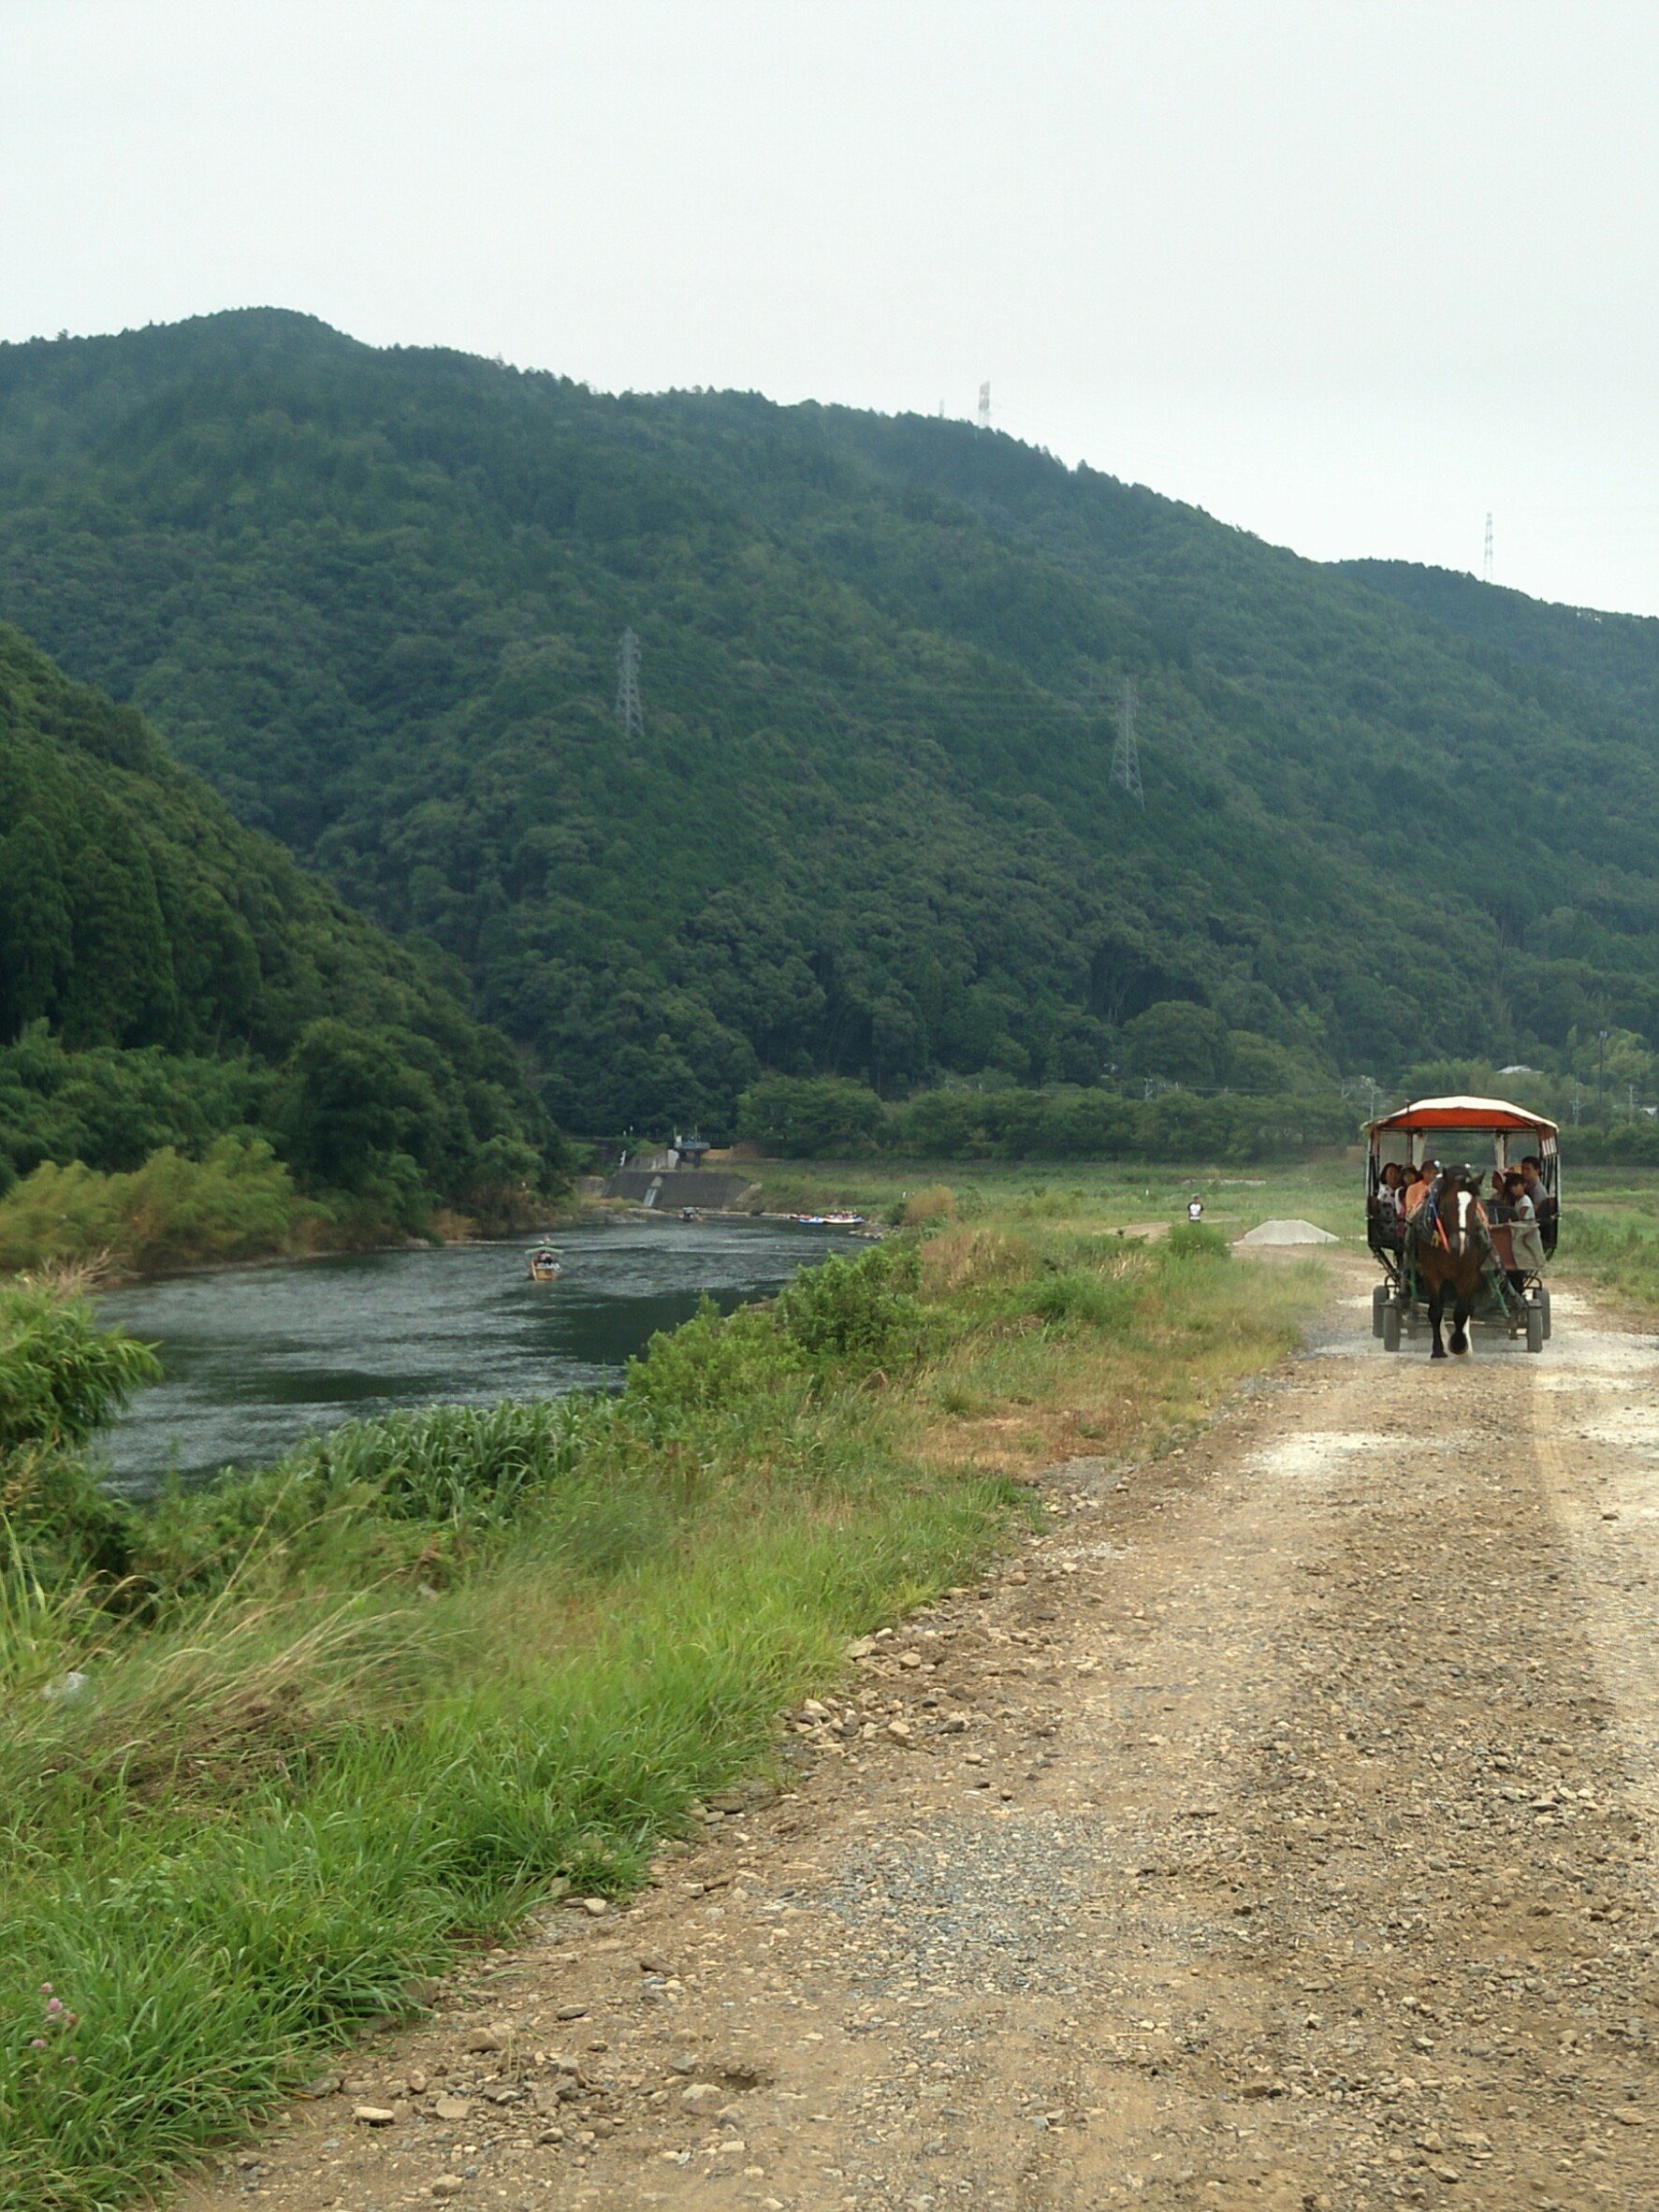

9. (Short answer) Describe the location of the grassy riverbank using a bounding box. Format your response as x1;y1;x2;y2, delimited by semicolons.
1;1207;1323;2210
0;1136;579;1285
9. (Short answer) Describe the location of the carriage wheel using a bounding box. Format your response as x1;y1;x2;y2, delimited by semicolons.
1382;1299;1402;1353
1373;1283;1390;1338
1538;1285;1552;1341
1526;1301;1545;1354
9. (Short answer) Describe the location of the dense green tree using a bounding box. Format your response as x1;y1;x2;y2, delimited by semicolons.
0;817;72;1039
58;809;177;1045
736;1075;885;1157
0;625;560;1210
1121;1001;1230;1087
274;1019;447;1192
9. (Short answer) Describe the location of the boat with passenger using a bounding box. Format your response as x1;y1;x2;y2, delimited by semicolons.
527;1246;562;1282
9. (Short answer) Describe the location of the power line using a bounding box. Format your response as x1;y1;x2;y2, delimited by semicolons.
616;627;644;743
1111;677;1144;808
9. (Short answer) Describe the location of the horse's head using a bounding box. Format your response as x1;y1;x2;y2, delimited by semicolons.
1435;1165;1485;1256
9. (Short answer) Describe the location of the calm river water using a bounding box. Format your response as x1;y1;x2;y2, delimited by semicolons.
97;1217;855;1496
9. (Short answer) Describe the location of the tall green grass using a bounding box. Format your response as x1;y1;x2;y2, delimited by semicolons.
0;1229;1318;2209
1560;1209;1659;1307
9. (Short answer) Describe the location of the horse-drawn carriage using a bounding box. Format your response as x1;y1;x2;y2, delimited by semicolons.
1365;1096;1558;1356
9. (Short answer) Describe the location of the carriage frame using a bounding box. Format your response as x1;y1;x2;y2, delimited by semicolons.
1363;1095;1558;1354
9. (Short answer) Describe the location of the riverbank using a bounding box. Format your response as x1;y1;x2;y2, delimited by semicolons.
94;1217;861;1493
0;1137;586;1288
0;1205;1324;2210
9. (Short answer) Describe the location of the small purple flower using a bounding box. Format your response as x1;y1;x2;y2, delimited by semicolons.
39;1984;52;1998
46;1998;63;2016
30;2038;46;2050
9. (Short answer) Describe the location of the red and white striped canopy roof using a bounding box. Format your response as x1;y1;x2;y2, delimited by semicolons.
1365;1094;1559;1136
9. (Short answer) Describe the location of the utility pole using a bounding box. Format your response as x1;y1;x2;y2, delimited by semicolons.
977;381;991;429
1598;1027;1609;1121
1112;677;1145;808
616;628;644;744
1483;513;1493;584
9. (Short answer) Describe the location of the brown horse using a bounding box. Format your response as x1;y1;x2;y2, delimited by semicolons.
1409;1166;1490;1360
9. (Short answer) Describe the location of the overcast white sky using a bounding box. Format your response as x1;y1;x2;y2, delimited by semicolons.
8;1;1659;613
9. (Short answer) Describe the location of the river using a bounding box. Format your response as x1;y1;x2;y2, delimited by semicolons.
96;1216;857;1496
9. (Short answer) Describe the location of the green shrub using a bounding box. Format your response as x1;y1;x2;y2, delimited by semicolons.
0;1135;306;1276
0;1286;161;1456
0;1286;157;1583
1026;1268;1131;1329
1164;1221;1230;1262
622;1302;805;1430
776;1242;924;1370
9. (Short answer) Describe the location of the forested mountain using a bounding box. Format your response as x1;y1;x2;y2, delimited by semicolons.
2;309;1657;1132
1338;557;1659;724
0;620;556;1213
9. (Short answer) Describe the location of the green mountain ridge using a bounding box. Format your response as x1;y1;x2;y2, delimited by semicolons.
0;618;556;1213
2;309;1657;1130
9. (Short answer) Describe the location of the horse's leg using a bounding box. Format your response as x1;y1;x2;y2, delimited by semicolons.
1449;1282;1472;1356
1428;1280;1448;1360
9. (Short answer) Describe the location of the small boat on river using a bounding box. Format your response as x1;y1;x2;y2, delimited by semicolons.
527;1246;562;1281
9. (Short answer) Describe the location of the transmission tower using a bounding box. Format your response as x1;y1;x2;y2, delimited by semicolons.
1111;678;1144;808
1483;512;1493;584
616;627;645;743
977;380;991;429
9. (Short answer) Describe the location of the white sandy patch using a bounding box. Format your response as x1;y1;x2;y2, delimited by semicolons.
1245;1431;1398;1483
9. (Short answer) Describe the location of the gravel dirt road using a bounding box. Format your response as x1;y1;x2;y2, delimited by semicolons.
183;1257;1659;2211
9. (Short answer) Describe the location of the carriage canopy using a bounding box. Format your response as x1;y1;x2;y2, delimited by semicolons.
1363;1095;1559;1178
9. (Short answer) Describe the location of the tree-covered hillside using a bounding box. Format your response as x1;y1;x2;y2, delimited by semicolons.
0;621;557;1219
2;310;1657;1131
1338;557;1659;725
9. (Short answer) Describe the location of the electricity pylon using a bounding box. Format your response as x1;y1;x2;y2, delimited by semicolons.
616;628;644;743
1112;678;1144;808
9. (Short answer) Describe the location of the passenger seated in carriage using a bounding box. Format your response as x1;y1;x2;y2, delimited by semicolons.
1504;1169;1546;1287
1520;1155;1555;1230
1402;1158;1440;1219
1372;1160;1406;1244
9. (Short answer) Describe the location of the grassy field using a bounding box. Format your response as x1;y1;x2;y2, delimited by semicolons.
0;1196;1325;2210
755;1155;1361;1240
757;1154;1659;1314
1556;1165;1659;1309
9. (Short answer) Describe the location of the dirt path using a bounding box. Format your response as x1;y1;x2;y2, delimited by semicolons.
183;1259;1659;2211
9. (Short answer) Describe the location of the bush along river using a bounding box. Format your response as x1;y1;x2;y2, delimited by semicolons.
97;1215;857;1495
